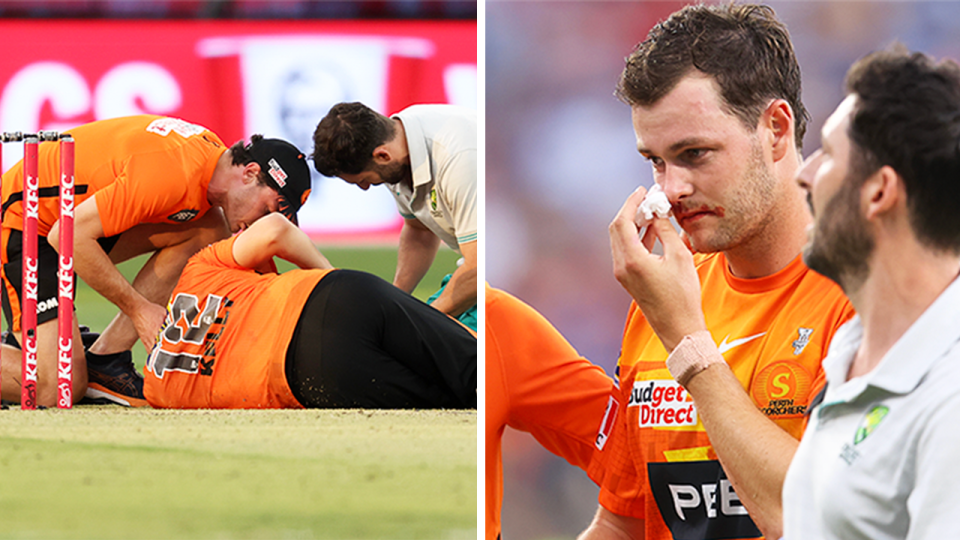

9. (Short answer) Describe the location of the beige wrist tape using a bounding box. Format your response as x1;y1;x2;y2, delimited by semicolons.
666;330;724;387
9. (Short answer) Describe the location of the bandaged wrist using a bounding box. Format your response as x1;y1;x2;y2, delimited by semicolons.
666;330;724;387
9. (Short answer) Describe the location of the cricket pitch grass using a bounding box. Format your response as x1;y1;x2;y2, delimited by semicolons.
0;247;476;539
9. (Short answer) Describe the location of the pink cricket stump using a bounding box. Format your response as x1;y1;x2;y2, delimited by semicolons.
57;136;75;409
21;136;39;410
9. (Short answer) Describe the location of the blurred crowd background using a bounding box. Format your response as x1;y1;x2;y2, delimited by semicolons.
0;0;475;19
486;1;960;538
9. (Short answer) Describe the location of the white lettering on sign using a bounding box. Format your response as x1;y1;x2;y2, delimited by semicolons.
95;61;182;119
0;62;89;140
0;61;183;172
443;63;477;109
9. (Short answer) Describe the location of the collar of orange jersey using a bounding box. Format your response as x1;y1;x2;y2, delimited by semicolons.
720;253;807;294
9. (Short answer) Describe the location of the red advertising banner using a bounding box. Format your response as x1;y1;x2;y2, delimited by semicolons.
0;19;476;237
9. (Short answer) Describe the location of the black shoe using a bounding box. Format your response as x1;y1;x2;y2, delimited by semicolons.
85;350;149;407
76;329;114;405
2;330;18;348
80;329;100;352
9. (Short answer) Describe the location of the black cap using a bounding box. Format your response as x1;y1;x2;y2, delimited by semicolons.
248;137;312;225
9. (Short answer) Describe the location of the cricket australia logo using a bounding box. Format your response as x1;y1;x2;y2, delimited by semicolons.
168;209;199;222
792;328;813;355
840;404;889;465
429;188;444;218
855;405;889;444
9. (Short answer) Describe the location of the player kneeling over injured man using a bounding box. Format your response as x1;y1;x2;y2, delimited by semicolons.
143;213;476;409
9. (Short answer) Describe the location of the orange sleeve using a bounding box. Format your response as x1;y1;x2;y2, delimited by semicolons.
198;235;240;267
590;362;647;519
584;301;649;518
486;286;616;539
489;286;614;469
186;234;280;278
94;149;191;237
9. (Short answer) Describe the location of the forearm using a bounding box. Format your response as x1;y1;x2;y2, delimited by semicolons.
233;214;332;271
393;224;439;293
682;362;797;539
429;260;476;316
72;234;149;316
578;506;645;540
50;196;148;316
274;223;332;270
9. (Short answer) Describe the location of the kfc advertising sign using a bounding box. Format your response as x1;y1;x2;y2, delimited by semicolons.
0;20;476;237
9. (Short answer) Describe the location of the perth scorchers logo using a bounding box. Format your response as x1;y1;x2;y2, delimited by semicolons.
750;361;813;418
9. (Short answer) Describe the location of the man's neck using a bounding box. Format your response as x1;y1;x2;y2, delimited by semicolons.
847;241;960;380
724;181;812;279
393;118;409;162
205;150;233;206
387;171;414;192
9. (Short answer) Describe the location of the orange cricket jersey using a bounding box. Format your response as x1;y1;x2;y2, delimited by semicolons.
1;115;224;241
485;284;617;540
590;253;854;540
143;235;332;409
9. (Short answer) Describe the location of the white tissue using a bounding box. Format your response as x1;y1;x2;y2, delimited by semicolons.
635;184;671;227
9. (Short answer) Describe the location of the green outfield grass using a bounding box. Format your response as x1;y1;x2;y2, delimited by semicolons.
1;245;475;540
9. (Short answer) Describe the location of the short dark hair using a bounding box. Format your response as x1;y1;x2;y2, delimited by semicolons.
311;102;396;176
845;45;960;253
616;3;808;149
228;134;272;188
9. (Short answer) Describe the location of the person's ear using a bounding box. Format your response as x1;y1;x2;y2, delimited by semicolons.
862;165;902;221
242;162;261;184
372;144;393;165
762;99;795;163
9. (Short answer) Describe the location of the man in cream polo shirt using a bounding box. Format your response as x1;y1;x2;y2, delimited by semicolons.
312;102;477;330
784;46;960;539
